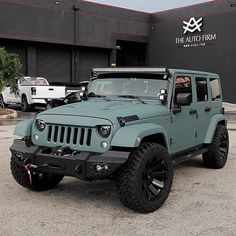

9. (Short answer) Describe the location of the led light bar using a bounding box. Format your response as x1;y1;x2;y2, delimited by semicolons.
92;67;167;73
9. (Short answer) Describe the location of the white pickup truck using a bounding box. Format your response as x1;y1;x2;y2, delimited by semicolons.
0;77;78;111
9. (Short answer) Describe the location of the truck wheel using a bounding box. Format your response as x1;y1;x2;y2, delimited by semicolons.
21;95;31;112
203;125;229;169
10;155;63;191
115;143;173;213
0;94;7;109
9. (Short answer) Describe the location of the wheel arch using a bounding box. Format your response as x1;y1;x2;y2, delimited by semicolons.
141;133;167;148
0;92;7;102
110;123;169;150
21;93;27;100
14;118;34;137
204;114;227;144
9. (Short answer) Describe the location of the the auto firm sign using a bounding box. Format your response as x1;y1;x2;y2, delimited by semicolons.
175;17;217;48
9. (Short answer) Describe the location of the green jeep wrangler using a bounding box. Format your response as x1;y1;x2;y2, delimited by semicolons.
10;67;229;213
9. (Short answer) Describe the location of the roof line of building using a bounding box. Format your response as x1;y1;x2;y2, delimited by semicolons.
0;0;150;25
151;6;236;24
153;0;223;14
76;0;148;14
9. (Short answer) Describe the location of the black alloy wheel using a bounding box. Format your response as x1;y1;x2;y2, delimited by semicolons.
115;143;173;213
141;157;168;201
203;124;229;169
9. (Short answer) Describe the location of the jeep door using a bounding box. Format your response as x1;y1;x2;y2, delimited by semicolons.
191;76;212;145
170;74;197;153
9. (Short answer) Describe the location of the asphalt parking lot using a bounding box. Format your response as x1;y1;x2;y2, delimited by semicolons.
0;108;236;236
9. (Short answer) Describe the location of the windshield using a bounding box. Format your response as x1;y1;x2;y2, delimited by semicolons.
87;74;169;100
21;77;48;86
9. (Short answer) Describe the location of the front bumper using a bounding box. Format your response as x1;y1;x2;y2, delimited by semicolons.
10;139;130;180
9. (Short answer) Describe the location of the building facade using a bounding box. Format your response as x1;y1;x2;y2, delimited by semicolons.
0;0;235;102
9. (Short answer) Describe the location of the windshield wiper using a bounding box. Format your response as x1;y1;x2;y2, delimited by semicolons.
117;95;146;104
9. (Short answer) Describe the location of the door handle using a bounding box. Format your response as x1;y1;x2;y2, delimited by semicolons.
205;107;211;112
189;109;197;115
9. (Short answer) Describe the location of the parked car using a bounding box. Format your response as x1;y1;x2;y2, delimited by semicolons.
46;81;89;109
10;67;228;213
46;91;82;109
0;77;80;111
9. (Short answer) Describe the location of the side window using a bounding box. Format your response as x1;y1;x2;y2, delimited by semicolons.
210;78;221;101
195;77;208;102
174;76;192;105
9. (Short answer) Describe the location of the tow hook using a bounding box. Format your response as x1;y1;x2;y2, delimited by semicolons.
24;164;33;186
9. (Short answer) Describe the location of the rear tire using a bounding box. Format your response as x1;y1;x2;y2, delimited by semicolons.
115;143;173;213
21;95;31;112
0;94;7;109
10;155;63;191
203;125;229;169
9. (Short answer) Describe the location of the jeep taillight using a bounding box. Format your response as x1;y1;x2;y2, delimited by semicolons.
31;87;36;95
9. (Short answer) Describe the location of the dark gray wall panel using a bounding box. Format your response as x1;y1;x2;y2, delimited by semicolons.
0;1;74;44
0;0;150;48
78;49;109;81
36;47;72;82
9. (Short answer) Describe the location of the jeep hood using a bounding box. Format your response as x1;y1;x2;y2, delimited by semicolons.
41;100;169;124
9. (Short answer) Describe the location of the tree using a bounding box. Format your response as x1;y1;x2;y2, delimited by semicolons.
0;47;22;96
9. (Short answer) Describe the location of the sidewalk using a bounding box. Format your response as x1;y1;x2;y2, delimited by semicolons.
224;102;236;113
224;102;236;130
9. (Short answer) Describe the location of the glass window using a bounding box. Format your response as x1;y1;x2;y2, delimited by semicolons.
21;77;48;86
195;77;208;102
174;76;192;104
88;73;169;100
210;78;221;101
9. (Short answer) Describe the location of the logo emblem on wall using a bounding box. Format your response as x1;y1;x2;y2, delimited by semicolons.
183;17;203;34
175;16;216;48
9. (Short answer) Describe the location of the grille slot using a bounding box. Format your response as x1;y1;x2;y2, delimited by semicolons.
60;127;65;143
80;128;85;145
87;129;92;146
47;125;52;141
54;126;59;142
66;127;71;144
47;125;93;146
73;128;78;145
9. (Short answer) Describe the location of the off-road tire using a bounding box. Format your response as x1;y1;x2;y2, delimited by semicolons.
115;143;173;213
0;94;7;109
21;95;31;112
203;125;229;169
10;155;63;191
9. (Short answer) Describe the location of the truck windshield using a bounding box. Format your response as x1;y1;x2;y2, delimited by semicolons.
87;74;169;100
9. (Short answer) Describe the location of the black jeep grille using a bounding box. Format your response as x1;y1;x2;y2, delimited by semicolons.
47;125;93;146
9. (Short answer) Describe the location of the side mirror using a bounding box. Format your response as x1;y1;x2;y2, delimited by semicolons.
176;93;192;106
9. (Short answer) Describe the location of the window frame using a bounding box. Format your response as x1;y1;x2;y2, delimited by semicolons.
209;77;221;101
172;74;193;107
195;77;208;102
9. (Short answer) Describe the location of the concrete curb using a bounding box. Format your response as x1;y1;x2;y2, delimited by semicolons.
0;109;18;119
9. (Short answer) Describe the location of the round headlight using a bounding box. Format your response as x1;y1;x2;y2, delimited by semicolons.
98;125;111;138
36;119;46;131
